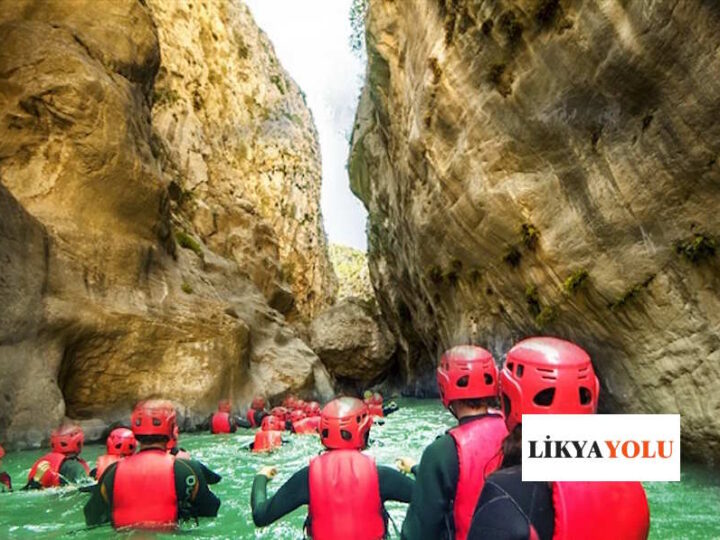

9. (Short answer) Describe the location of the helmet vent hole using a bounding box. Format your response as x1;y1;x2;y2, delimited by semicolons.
484;373;493;385
516;364;524;377
456;375;469;387
579;387;592;405
533;388;555;406
502;392;511;416
152;418;161;426
506;362;514;372
321;429;329;438
341;430;353;441
356;416;361;422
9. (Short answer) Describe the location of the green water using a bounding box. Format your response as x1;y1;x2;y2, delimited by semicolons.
0;399;718;539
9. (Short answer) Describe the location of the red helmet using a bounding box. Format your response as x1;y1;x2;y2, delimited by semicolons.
50;424;84;455
282;395;298;409
131;399;176;438
0;444;5;459
305;401;321;416
251;396;266;410
271;406;288;421
218;399;232;413
262;415;285;431
437;345;499;408
106;428;137;456
501;337;600;431
320;397;372;450
290;409;306;423
371;392;383;405
295;399;307;411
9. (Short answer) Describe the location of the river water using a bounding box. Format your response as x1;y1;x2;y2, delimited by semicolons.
0;398;718;539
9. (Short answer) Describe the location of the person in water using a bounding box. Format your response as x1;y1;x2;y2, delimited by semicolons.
251;415;285;452
399;345;508;540
25;424;90;489
251;397;415;539
363;390;400;417
467;337;650;539
84;399;221;530
92;427;137;479
245;396;269;428
210;399;239;433
0;444;11;492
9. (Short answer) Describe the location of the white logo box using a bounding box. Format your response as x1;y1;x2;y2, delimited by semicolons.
522;414;681;482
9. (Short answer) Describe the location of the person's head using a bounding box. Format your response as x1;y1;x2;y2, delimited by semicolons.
499;337;600;466
51;424;85;456
131;399;177;449
305;401;321;417
363;390;373;402
290;409;306;423
282;395;298;410
106;427;137;457
319;397;372;451
271;406;288;422
500;337;599;431
251;396;266;410
437;345;500;419
371;392;383;405
261;415;285;432
218;399;232;414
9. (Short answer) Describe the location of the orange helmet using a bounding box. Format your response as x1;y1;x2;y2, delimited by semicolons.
262;415;285;432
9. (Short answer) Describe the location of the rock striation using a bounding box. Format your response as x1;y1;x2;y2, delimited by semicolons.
0;0;333;447
350;0;720;460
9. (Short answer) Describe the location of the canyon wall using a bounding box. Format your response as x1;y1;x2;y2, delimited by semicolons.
351;0;720;460
0;0;334;447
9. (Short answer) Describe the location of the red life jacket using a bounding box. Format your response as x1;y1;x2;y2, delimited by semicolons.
27;452;90;488
368;404;384;417
211;412;231;434
307;450;385;540
449;416;508;540
551;481;650;540
112;450;178;530
293;416;320;435
252;430;283;453
96;454;121;479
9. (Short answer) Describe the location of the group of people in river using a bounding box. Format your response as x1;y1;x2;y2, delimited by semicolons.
0;336;651;539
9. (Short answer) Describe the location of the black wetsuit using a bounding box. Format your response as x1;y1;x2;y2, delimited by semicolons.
401;414;502;540
169;447;222;485
467;465;554;540
23;456;88;489
84;449;221;526
251;461;414;527
0;471;11;492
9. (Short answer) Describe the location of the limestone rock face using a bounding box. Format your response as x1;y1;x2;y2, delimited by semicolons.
0;0;333;447
329;244;374;301
310;298;396;391
351;0;720;460
147;0;336;319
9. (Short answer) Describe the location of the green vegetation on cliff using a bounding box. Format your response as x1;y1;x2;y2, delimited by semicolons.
329;244;373;300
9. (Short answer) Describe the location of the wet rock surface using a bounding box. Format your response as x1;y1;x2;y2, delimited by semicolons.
351;0;720;460
0;0;333;447
310;298;397;391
